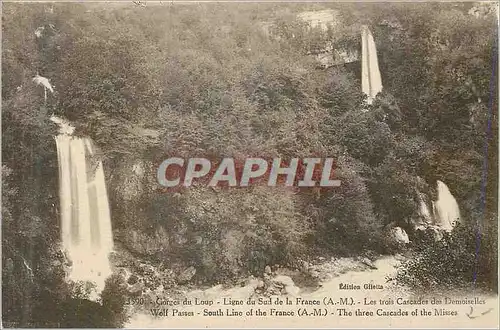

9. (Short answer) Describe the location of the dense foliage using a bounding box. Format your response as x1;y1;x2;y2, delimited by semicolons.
395;220;498;293
2;2;497;327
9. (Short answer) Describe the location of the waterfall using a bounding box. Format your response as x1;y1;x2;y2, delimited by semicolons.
53;116;113;295
432;180;461;232
414;181;461;236
416;192;433;230
361;25;383;104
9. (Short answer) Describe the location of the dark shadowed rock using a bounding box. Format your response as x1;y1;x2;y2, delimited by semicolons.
127;274;139;285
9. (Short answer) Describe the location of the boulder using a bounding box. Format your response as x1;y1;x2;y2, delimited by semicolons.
383;225;410;252
414;225;446;243
271;275;300;296
390;227;410;244
127;274;139;285
177;266;196;284
358;257;377;270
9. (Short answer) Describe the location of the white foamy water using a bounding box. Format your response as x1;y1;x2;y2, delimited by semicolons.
416;181;461;233
53;117;114;295
361;25;383;104
418;193;433;223
433;180;461;232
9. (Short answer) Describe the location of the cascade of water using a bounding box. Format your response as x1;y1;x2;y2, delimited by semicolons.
433;180;461;232
415;181;461;236
361;25;383;105
416;192;433;230
52;116;113;296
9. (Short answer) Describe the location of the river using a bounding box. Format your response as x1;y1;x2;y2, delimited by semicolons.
126;255;498;328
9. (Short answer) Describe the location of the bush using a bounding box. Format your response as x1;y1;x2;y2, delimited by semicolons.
394;220;498;293
147;186;312;283
313;155;384;255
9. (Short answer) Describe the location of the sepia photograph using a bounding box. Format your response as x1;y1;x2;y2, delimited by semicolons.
1;1;499;328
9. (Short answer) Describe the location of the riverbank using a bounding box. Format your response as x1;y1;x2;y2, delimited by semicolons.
124;254;498;328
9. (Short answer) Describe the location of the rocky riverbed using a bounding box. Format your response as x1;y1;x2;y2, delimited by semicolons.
123;254;498;328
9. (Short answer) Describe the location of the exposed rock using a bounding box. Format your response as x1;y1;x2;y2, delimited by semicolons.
358;257;377;270
117;268;130;280
382;224;410;253
35;26;45;38
430;227;444;241
390;227;410;244
127;274;139;285
154;284;164;294
306;257;368;283
416;225;444;242
33;74;54;93
271;275;300;296
290;271;320;289
129;280;145;294
50;115;75;135
264;265;272;274
138;263;155;276
177;266;196;284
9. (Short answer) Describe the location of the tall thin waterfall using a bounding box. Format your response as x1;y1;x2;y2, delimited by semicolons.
361;25;383;104
416;192;433;230
432;180;461;232
53;116;114;294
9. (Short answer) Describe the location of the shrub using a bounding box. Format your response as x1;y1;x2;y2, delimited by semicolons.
394;220;498;293
156;186;312;283
313;155;385;255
